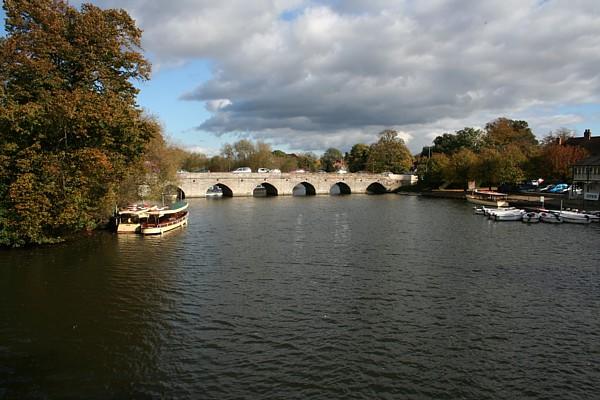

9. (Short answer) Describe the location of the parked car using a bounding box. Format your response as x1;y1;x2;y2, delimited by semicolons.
232;167;252;173
257;168;270;173
548;183;569;193
539;184;555;192
291;169;306;173
270;169;281;174
336;169;348;174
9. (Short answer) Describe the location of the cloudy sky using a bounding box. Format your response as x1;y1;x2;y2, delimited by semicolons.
4;0;600;154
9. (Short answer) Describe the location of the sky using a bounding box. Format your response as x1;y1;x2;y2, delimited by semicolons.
3;0;600;155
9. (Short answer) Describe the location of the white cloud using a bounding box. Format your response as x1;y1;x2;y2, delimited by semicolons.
95;0;600;151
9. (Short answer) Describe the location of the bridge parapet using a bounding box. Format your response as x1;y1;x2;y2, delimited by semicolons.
176;172;417;198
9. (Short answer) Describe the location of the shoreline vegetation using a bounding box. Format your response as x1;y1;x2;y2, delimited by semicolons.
0;1;589;248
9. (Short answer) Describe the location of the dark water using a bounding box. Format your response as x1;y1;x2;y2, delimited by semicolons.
1;196;600;399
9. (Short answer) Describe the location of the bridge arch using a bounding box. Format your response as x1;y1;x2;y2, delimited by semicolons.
293;182;316;196
330;182;351;195
209;183;233;197
253;182;278;197
366;182;387;194
164;184;186;200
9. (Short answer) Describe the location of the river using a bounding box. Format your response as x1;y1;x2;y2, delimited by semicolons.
1;195;599;399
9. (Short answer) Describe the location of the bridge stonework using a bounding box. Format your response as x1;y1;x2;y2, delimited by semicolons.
176;172;418;198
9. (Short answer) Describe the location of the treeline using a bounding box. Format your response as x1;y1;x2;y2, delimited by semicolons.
414;119;589;189
178;129;414;174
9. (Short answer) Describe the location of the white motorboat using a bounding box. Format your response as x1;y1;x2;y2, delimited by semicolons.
489;209;525;221
521;212;540;223
482;206;515;217
540;211;563;224
206;185;223;198
557;210;595;224
141;201;189;235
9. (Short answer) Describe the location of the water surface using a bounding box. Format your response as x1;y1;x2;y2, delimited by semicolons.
1;196;599;399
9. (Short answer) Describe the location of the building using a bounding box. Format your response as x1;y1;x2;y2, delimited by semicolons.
569;130;600;203
572;155;600;201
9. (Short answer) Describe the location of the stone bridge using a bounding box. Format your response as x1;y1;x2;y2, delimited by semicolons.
174;171;418;198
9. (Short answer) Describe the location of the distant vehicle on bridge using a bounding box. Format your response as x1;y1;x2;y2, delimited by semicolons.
257;168;270;173
232;167;252;173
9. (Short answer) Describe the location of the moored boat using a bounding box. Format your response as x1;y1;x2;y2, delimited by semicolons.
141;201;189;235
489;209;525;221
540;211;563;224
466;190;509;207
521;211;540;223
557;210;594;224
206;185;223;198
116;204;156;233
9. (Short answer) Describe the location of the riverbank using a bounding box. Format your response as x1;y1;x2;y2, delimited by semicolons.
419;189;599;211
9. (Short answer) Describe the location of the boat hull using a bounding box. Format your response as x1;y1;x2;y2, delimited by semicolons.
540;212;562;223
493;212;524;221
116;223;141;233
141;215;188;235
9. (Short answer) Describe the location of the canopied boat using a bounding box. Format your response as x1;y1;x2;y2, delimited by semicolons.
141;201;189;235
466;190;509;207
116;204;157;233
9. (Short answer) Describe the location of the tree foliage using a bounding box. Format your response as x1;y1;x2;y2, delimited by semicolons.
346;143;371;172
431;127;484;155
320;148;344;172
366;130;413;174
0;0;154;246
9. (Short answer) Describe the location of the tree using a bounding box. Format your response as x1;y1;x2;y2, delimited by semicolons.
181;152;208;172
248;141;273;170
320;148;343;172
346;143;371;172
445;148;478;188
417;153;450;189
366;130;413;173
431;127;483;155
296;152;318;172
220;144;235;171
536;142;589;182
476;145;527;187
484;118;538;152
233;139;255;165
541;127;575;146
0;0;154;246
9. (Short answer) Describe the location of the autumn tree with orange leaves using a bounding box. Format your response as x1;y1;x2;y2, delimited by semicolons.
0;0;158;246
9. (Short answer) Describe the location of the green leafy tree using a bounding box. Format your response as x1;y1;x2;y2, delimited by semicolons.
431;127;484;155
417;153;450;189
346;143;371;172
0;0;154;246
320;148;344;172
366;130;413;173
445;148;478;189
